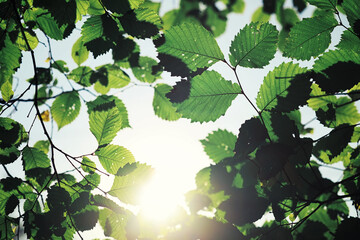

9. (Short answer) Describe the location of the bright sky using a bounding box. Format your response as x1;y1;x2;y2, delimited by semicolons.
1;0;353;239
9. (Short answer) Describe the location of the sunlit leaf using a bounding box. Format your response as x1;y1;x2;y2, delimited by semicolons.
153;84;182;121
284;15;338;60
229;22;278;68
132;56;162;83
251;7;271;23
22;146;51;171
51;91;81;129
305;0;337;10
1;80;13;102
109;163;153;204
342;0;360;33
200;129;237;163
174;71;241;123
71;37;89;66
68;66;93;87
16;30;38;51
256;62;308;112
157;22;224;72
96;144;135;175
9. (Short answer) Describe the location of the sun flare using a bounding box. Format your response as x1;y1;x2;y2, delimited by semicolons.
137;170;187;222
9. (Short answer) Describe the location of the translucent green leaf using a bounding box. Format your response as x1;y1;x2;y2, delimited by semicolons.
0;190;11;215
1;80;13;102
132;56;161;83
75;0;90;21
153;84;181;121
200;129;237;164
99;208;128;239
87;95;130;129
109;162;153;204
81;156;96;173
333;97;360;126
336;30;360;53
51;91;81;129
313;49;360;72
87;0;105;15
93;64;130;94
68;66;93;87
284;15;338;60
174;71;241;123
36;13;63;40
231;0;245;13
51;60;69;73
89;106;122;146
33;140;50;154
81;15;103;43
343;0;360;30
92;195;125;214
205;7;226;37
22;146;51;171
251;7;271;23
71;37;89;66
0;36;21;86
229;22;278;68
256;62;307;111
305;0;337;10
157;22;224;72
95;144;135;175
16;30;38;51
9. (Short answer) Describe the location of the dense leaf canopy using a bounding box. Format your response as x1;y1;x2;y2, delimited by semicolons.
1;0;360;239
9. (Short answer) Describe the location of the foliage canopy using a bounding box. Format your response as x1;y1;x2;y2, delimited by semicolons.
1;0;360;239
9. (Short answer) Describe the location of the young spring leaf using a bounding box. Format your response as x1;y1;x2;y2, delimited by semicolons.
51;91;81;130
109;163;153;204
229;22;278;68
89;105;122;147
284;15;338;60
132;56;162;83
256;62;308;112
200;129;237;163
95;144;135;175
68;66;93;87
99;208;131;240
1;80;13;102
305;0;337;10
174;71;241;123
153;84;182;121
71;37;89;66
156;22;224;72
93;64;130;94
87;95;130;129
22;146;51;171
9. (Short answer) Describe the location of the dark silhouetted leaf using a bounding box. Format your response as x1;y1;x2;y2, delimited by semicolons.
166;78;191;103
335;217;360;240
72;206;99;231
5;194;19;215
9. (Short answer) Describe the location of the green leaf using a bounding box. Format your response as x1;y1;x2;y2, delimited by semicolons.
71;37;89;66
0;117;28;149
51;91;81;130
284;15;338;60
81;15;104;43
22;146;51;171
256;62;308;112
92;195;125;214
1;80;13;102
99;208;129;239
251;7;271;23
153;84;182;121
305;0;337;10
109;162;153;204
87;0;105;15
342;0;360;31
0;146;20;165
157;22;224;72
313;49;360;72
205;7;226;37
314;125;354;163
33;140;50;154
89;106;122;146
93;64;131;94
81;156;96;173
75;0;90;21
174;71;241;123
68;66;93;87
132;56;161;83
336;30;360;53
96;144;135;175
0;36;21;86
229;22;278;68
36;13;63;40
16;30;38;51
87;95;130;129
52;60;69;73
200;129;237;163
307;83;337;110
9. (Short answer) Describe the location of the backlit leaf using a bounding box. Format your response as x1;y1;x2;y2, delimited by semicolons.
89;106;122;146
1;80;13;102
153;84;182;121
157;22;224;72
71;37;89;66
284;15;338;60
342;0;360;31
72;206;99;231
174;71;241;123
200;129;237;163
256;62;308;112
229;22;278;68
109;163;153;204
132;56;162;83
305;0;337;10
22;146;50;171
96;144;135;175
51;91;81;129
